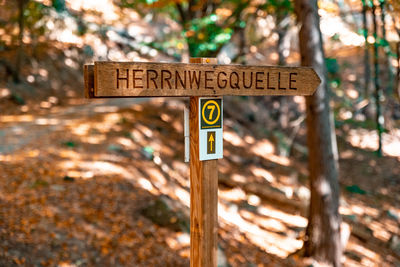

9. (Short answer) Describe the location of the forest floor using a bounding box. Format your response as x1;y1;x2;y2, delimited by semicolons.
0;86;400;266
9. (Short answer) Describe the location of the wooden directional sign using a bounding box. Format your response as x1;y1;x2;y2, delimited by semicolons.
84;61;320;98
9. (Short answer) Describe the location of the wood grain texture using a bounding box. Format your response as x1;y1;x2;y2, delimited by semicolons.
84;64;94;99
189;58;218;267
91;61;320;98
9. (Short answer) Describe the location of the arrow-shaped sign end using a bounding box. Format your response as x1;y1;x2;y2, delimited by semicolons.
308;68;322;95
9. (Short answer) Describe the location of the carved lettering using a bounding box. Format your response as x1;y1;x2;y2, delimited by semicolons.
161;70;172;89
94;62;319;97
242;72;253;89
278;72;286;90
188;70;201;89
289;72;297;90
230;72;239;89
175;70;186;89
217;72;227;89
108;66;309;93
267;72;275;90
146;69;158;89
116;69;129;89
205;71;214;89
132;69;143;89
255;72;263;89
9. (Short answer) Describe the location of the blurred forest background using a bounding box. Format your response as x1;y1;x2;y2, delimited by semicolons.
1;0;400;266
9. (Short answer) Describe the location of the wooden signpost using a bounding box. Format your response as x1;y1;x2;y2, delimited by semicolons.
84;58;320;267
85;61;320;98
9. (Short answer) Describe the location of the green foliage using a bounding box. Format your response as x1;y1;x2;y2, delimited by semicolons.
185;14;233;57
0;1;66;46
345;185;367;195
325;57;341;89
52;0;66;12
117;0;296;58
63;141;77;148
63;175;75;182
142;146;155;160
326;58;339;74
147;38;185;61
362;0;373;8
10;93;25;105
107;144;123;152
115;0;257;58
331;33;341;41
24;1;51;37
118;0;179;20
260;0;293;15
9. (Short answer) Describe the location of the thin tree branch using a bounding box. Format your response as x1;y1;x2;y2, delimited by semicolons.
175;2;187;25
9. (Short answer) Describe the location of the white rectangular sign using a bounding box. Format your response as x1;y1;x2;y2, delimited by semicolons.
199;97;223;161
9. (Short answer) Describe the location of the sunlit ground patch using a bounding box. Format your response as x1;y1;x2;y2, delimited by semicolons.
347;128;400;157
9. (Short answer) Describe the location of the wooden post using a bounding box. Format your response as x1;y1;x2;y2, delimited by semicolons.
84;64;95;98
189;57;218;267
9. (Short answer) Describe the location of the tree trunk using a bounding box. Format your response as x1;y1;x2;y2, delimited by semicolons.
397;42;400;99
380;0;394;94
277;15;290;66
361;0;375;119
362;0;371;98
372;3;384;157
295;0;342;266
232;25;247;64
15;0;27;83
390;10;400;99
276;14;290;128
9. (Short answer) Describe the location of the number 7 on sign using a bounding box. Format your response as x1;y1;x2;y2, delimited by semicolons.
208;105;215;120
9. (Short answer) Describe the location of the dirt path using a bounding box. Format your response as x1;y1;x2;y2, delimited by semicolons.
0;98;148;154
